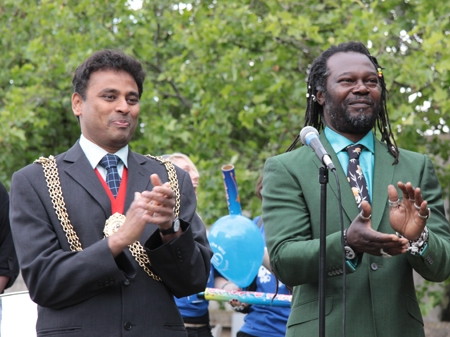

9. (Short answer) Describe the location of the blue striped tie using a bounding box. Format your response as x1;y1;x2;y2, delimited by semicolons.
99;154;121;197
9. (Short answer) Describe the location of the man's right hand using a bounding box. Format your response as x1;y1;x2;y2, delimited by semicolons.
346;201;409;257
107;191;153;256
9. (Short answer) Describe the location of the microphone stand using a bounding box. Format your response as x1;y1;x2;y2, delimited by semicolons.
318;166;328;337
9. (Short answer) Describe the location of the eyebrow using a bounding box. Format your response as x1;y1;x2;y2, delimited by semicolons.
99;88;139;96
336;70;377;77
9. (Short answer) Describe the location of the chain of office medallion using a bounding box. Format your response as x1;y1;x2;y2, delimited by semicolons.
36;155;181;282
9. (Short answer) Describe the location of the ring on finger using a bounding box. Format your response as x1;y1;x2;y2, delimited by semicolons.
388;199;401;208
359;212;371;221
380;248;392;258
414;203;421;211
417;208;431;220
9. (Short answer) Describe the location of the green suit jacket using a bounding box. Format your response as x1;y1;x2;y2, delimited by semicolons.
262;133;450;337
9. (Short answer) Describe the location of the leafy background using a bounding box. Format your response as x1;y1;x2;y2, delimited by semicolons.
1;0;449;316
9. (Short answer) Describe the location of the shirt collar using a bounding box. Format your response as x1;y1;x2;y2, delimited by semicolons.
324;127;374;154
79;134;129;169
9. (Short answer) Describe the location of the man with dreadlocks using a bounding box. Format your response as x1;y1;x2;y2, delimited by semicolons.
262;41;450;337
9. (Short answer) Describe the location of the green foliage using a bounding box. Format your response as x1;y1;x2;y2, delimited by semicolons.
2;0;448;220
0;0;449;310
416;279;450;317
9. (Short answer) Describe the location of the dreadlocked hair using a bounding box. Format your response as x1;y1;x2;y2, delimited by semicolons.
287;41;399;164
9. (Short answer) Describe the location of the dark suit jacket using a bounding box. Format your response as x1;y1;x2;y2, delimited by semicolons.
262;133;450;337
0;181;19;291
10;142;212;337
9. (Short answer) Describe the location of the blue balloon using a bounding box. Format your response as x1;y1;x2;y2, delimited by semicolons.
209;214;265;288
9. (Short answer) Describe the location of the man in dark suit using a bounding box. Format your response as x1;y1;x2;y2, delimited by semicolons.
262;42;450;336
0;181;19;315
9;49;212;337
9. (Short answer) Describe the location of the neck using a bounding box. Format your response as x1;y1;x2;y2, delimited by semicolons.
340;132;365;143
326;126;366;143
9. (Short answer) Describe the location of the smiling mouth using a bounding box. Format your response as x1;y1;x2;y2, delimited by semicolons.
349;100;372;106
348;101;372;105
348;102;374;112
112;120;130;127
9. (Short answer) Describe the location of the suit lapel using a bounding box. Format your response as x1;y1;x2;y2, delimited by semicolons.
319;134;360;223
125;152;153;210
62;143;111;216
371;140;395;231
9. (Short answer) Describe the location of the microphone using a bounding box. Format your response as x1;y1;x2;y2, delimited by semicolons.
300;126;336;170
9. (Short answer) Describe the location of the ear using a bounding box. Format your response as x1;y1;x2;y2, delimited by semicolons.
72;93;83;117
316;91;325;106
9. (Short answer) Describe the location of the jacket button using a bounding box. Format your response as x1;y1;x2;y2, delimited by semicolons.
123;279;130;286
124;322;133;330
370;263;378;271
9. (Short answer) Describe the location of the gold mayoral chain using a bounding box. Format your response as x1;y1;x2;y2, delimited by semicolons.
36;154;181;282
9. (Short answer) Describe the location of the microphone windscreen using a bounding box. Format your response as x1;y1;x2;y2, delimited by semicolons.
299;126;319;145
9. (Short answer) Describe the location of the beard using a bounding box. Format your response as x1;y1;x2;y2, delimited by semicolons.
324;94;381;135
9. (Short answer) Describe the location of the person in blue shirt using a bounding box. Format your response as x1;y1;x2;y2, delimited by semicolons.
163;153;215;337
216;178;291;337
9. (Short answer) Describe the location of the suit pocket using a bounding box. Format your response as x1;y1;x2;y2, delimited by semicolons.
37;326;82;336
406;294;424;325
288;296;333;327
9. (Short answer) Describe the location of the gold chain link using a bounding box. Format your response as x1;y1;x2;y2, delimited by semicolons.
36;155;181;282
146;155;180;218
36;156;83;252
128;242;161;281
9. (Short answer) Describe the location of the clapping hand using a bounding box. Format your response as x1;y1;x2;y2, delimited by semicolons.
346;201;408;257
388;181;429;241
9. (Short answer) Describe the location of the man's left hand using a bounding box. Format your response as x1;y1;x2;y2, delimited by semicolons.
388;181;429;240
142;174;176;230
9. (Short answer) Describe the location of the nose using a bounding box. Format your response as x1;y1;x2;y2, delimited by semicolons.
115;97;131;113
352;80;370;94
191;174;199;186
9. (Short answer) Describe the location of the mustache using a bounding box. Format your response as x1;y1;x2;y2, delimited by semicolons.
346;98;374;105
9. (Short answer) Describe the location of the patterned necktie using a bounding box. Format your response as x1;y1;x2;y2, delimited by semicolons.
346;144;370;209
99;154;121;197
